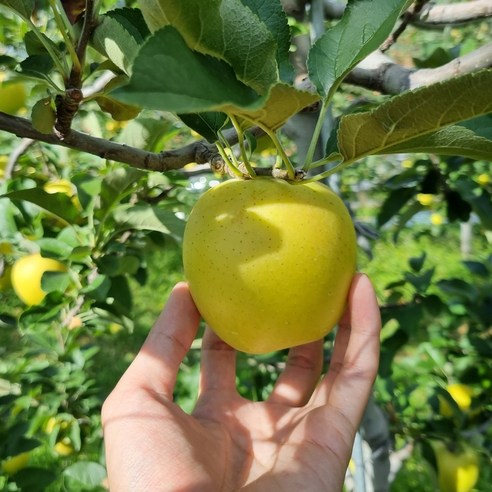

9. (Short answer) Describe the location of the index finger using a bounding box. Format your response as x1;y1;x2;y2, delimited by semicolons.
312;274;381;425
123;282;201;398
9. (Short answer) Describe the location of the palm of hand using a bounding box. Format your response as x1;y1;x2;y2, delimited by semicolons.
103;275;380;492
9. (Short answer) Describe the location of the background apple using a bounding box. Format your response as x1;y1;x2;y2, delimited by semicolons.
11;253;67;306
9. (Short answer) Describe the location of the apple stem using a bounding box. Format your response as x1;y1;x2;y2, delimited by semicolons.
228;115;256;178
259;126;296;180
215;140;243;177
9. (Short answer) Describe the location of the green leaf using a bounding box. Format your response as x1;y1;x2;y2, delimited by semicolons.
95;95;141;121
178;112;228;142
138;0;278;93
235;83;319;131
37;238;74;258
81;274;111;302
0;185;18;235
92;8;150;74
24;31;60;57
459;113;492;139
463;260;489;278
106;275;133;316
0;188;80;224
116;117;175;151
409;252;426;273
63;461;107;487
0;0;34;18
308;0;406;100
377;187;416;228
31;97;56;134
98;254;141;277
337;69;492;162
112;26;264;114
240;0;293;83
375;124;492;161
438;278;479;302
111;203;185;240
18;54;54;80
41;271;70;294
99;167;145;215
11;468;56;491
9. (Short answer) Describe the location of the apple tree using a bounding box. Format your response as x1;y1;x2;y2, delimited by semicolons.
0;0;491;489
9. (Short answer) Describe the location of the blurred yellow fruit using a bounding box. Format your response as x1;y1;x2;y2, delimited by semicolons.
44;179;82;210
108;322;123;334
417;193;434;206
430;213;444;226
439;383;473;418
43;179;76;196
401;159;413;168
1;452;30;475
0;81;27;115
432;441;479;492
54;438;74;456
11;253;67;305
45;416;71;433
44;416;58;434
476;173;490;186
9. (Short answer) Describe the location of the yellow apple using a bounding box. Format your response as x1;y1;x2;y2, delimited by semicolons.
1;452;30;475
11;253;67;305
183;177;356;353
432;441;479;492
439;383;473;418
44;179;82;210
0;81;27;115
54;438;74;456
43;179;76;196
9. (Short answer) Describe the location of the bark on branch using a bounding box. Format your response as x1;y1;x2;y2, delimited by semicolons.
0;113;269;173
0;111;220;172
415;0;492;26
285;0;492;24
346;42;492;94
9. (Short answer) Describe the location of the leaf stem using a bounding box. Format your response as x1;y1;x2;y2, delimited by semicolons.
302;158;355;183
49;0;81;74
228;114;256;177
303;99;330;170
260;125;296;180
26;19;70;79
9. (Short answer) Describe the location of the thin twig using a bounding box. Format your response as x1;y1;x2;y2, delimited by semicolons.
381;0;430;52
3;138;35;181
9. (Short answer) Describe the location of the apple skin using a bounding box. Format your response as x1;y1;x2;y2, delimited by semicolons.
432;441;480;492
11;253;66;305
183;177;356;353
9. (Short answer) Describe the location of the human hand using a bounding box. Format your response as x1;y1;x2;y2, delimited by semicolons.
102;273;381;491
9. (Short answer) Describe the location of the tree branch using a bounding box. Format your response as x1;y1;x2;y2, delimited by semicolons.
55;0;97;139
414;0;492;27
345;42;492;94
0;113;270;173
0;111;219;172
